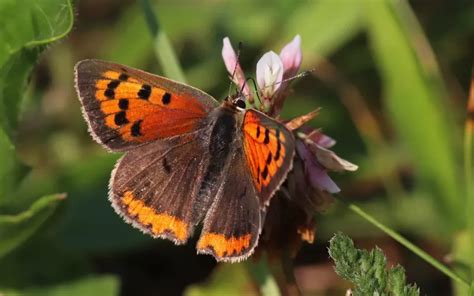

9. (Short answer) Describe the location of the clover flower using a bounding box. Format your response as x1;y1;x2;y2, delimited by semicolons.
222;36;357;257
222;35;302;116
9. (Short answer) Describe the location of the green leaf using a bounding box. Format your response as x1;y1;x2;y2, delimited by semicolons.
329;232;419;296
0;0;74;135
388;266;419;296
0;129;28;207
0;193;65;258
0;0;73;206
365;0;462;229
4;275;119;296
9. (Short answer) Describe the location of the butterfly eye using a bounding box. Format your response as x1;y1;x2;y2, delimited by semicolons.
234;99;246;110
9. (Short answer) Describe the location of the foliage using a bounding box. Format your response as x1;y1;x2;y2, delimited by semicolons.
0;0;72;260
329;232;419;296
0;0;473;294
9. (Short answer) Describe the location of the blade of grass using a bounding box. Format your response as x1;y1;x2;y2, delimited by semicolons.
337;199;470;288
283;0;363;60
464;69;474;278
139;0;186;82
365;0;462;230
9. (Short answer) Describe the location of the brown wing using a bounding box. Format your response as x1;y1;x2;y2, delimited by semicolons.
109;133;211;244
242;109;295;205
74;59;218;151
196;149;262;262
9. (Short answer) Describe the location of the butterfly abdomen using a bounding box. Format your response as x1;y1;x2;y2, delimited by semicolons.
194;109;238;215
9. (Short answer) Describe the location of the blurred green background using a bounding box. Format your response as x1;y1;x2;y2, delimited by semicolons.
0;0;473;295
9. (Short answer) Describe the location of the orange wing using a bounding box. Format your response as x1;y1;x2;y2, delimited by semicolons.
242;110;295;206
75;59;218;151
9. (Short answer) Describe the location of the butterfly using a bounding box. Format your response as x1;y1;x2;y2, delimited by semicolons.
74;59;295;262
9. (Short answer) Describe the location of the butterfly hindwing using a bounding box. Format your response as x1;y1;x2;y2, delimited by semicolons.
197;149;262;262
242;109;295;205
110;132;211;244
75;59;218;151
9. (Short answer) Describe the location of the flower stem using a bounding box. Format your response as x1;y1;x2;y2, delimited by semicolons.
341;201;470;288
139;0;186;82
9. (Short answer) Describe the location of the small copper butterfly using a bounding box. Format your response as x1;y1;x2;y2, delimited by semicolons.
74;60;295;262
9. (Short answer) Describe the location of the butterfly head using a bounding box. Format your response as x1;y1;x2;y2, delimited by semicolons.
224;93;247;112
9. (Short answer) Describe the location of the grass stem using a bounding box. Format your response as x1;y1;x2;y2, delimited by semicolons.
343;201;470;288
139;0;186;82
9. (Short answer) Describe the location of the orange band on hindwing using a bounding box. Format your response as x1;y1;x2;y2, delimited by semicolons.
121;191;188;242
197;233;252;258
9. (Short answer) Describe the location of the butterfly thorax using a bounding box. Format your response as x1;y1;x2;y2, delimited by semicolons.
194;104;243;217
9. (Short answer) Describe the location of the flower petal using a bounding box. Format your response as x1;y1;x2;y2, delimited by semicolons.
307;130;336;148
222;37;239;75
221;37;250;97
279;35;302;78
296;140;341;193
306;140;358;172
256;51;284;98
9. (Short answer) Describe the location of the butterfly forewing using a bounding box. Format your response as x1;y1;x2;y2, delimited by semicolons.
75;59;218;151
242;109;295;206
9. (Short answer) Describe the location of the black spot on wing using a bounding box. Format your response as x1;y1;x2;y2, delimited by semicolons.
104;88;115;99
274;140;281;161
131;120;142;137
119;73;129;81
114;111;128;125
263;128;270;144
266;152;272;165
104;79;121;99
261;166;268;180
138;84;151;100
107;80;120;89
162;157;172;173
118;99;129;110
162;92;171;105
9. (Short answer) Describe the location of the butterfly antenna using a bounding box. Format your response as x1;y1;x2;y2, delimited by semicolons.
227;42;243;98
262;69;315;91
242;77;262;106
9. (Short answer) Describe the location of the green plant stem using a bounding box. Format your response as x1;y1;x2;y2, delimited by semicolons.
139;0;186;82
343;201;470;288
